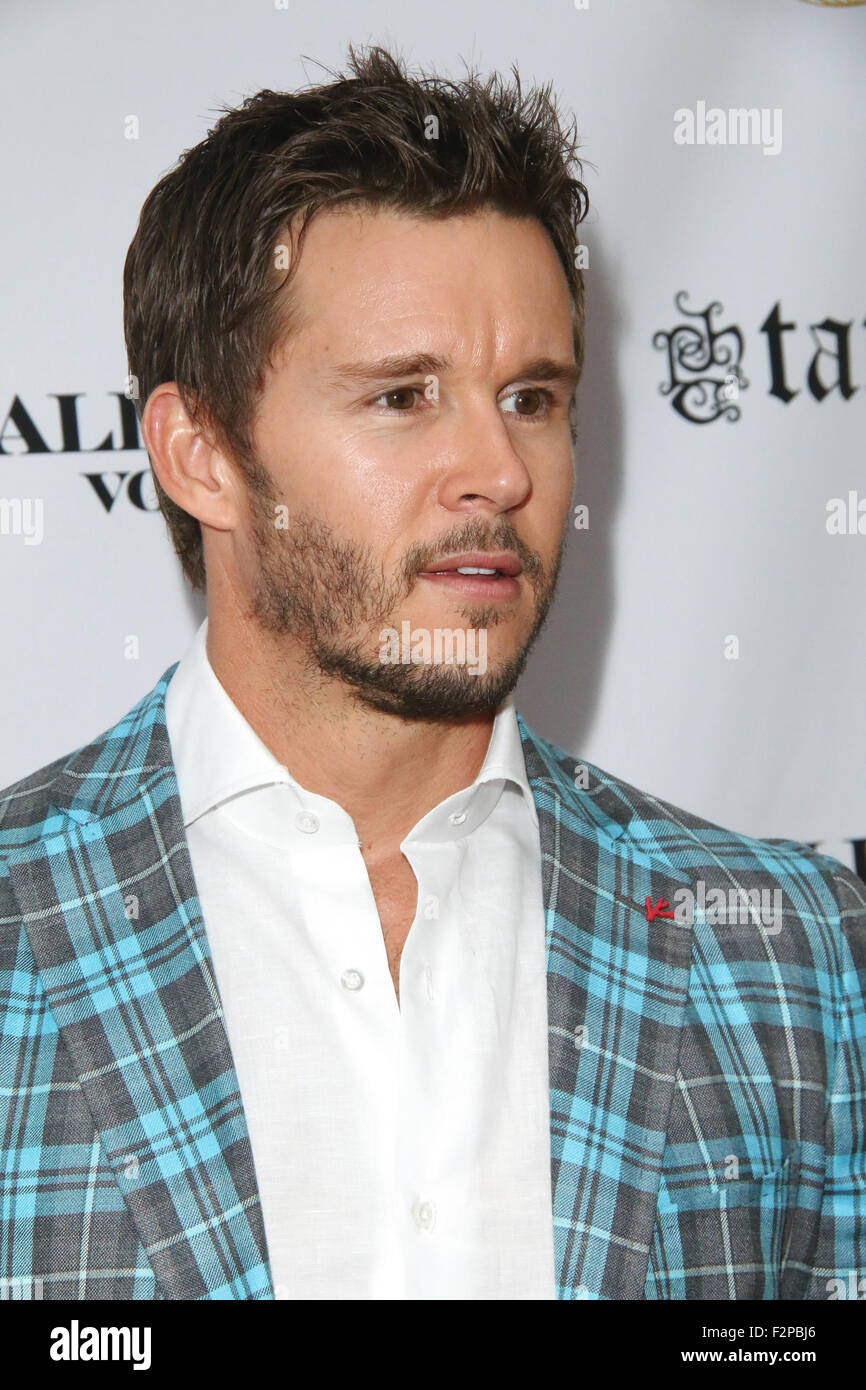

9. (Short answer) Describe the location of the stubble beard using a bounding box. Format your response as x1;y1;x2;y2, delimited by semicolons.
247;477;566;721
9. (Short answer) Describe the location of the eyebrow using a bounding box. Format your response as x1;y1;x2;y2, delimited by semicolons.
326;352;581;392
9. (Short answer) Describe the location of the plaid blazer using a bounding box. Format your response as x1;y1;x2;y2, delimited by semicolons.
1;664;864;1300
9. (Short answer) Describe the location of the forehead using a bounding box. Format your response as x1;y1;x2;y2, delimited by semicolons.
279;204;576;362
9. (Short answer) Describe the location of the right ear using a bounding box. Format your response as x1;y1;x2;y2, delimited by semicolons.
141;383;244;534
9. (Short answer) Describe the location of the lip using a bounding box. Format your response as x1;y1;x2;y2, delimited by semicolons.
417;572;520;600
417;551;523;601
420;551;522;578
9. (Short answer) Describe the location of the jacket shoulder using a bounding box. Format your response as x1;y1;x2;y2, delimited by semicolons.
515;712;865;924
0;666;178;848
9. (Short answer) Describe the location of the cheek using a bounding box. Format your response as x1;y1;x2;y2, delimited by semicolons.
550;449;574;506
529;444;574;538
290;423;432;540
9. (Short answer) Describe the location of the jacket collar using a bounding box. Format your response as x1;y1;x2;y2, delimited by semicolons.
7;666;693;1300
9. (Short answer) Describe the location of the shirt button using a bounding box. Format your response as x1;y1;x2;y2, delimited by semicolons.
412;1199;436;1231
448;810;467;826
295;810;320;834
340;969;364;992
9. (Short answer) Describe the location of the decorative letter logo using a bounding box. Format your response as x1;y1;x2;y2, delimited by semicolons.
653;291;748;423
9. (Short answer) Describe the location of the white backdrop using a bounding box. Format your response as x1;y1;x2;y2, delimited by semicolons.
1;0;864;869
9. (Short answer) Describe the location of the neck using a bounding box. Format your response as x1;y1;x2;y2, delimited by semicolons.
205;608;498;857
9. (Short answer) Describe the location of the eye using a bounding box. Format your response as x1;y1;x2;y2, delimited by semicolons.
372;386;423;411
501;387;553;418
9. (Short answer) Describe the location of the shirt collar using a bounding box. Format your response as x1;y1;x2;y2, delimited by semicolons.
164;617;538;844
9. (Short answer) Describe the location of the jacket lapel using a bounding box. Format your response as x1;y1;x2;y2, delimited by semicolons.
6;666;273;1300
518;715;694;1300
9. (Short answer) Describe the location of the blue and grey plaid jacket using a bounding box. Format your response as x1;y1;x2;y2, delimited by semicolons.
1;664;864;1300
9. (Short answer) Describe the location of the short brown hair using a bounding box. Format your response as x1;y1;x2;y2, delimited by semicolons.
123;44;590;592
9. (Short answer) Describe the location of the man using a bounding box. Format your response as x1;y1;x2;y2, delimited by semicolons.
1;45;864;1302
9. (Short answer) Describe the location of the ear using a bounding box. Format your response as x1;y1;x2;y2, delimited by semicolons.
141;383;242;532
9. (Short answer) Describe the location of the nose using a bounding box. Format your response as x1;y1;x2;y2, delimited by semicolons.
433;397;534;517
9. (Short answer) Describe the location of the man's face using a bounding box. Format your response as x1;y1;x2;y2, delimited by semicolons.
237;204;577;719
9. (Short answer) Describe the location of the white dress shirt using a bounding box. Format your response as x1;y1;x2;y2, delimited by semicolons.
164;618;556;1300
